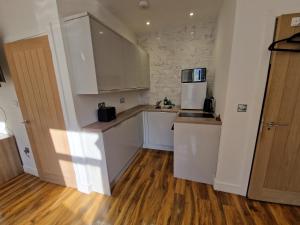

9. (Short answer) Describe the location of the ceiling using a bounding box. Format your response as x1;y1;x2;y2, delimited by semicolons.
98;0;223;35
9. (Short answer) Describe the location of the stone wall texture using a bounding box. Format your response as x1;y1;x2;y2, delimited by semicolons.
138;20;217;105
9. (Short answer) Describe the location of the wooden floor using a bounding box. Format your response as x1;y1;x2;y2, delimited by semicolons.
0;150;299;225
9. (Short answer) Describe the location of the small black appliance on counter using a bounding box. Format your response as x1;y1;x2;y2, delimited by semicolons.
98;102;116;122
203;97;215;113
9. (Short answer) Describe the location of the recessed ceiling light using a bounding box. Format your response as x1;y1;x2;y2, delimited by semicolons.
146;21;151;26
189;12;195;17
139;0;150;9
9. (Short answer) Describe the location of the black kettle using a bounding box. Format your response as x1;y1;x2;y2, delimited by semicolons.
203;97;215;113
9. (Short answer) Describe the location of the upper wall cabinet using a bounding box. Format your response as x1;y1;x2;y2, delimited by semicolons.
64;13;150;94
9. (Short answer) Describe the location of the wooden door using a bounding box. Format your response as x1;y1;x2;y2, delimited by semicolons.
4;36;76;188
248;14;300;206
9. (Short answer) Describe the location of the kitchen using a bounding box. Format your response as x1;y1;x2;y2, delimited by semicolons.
0;0;300;223
62;9;221;195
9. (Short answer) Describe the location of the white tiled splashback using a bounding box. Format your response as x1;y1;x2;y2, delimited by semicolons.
138;20;217;105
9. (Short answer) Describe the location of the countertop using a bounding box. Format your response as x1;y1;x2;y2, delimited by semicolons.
174;111;222;126
83;105;180;132
83;105;221;132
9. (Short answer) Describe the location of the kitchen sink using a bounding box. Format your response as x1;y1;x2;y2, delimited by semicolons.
178;112;214;118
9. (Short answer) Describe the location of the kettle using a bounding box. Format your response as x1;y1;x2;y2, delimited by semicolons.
203;97;215;113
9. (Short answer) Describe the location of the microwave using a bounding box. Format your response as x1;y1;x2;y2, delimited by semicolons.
181;68;206;83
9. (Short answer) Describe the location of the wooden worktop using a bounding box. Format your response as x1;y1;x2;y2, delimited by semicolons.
174;110;222;126
174;115;222;125
83;105;221;132
83;105;180;132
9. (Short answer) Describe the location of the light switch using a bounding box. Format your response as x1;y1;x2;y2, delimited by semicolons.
291;17;300;27
120;97;125;104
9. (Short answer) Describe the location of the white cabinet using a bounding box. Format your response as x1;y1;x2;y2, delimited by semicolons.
174;123;221;185
123;42;139;89
143;112;177;151
137;47;150;89
90;18;124;91
64;13;150;94
64;16;98;94
103;113;143;183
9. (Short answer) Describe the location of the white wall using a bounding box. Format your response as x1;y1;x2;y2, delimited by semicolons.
138;22;217;106
213;0;237;118
0;0;62;176
58;0;145;127
214;0;300;196
0;0;57;42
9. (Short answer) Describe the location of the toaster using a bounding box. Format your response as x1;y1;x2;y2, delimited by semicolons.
98;102;116;122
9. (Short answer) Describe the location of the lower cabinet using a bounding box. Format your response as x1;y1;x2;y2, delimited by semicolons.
82;111;175;195
143;112;177;151
174;123;221;185
103;113;143;183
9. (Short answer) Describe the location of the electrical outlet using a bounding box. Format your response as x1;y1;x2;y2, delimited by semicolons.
291;17;300;27
24;147;30;157
237;104;247;112
120;97;125;104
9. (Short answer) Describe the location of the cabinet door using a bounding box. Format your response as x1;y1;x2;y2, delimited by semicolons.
141;49;150;88
174;123;221;184
136;47;150;89
103;116;140;183
145;112;176;150
64;16;98;94
123;42;138;89
90;18;124;91
137;113;144;147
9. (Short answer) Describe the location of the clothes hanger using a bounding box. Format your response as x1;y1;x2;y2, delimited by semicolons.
268;32;300;52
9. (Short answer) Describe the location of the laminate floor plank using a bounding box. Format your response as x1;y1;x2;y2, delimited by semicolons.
0;149;299;225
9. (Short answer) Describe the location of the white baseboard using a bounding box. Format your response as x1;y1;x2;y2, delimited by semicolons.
213;179;245;196
143;144;173;151
23;165;39;177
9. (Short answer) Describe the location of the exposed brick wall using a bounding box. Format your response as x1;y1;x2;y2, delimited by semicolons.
138;20;217;105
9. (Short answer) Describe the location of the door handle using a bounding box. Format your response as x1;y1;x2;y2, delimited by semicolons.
265;122;288;130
